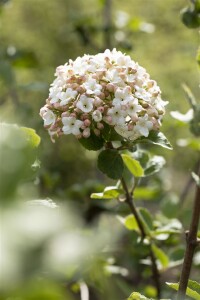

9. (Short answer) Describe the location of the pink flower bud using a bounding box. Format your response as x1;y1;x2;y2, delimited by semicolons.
97;106;104;113
97;123;104;130
105;116;112;124
61;112;70;117
94;97;103;107
104;91;110;98
99;92;106;100
128;124;134;131
94;128;100;136
83;128;90;138
54;103;60;109
70;113;77;118
131;115;139;122
77;86;85;94
84;119;91;127
106;83;114;92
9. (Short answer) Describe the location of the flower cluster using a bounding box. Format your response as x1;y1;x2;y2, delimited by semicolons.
40;49;167;142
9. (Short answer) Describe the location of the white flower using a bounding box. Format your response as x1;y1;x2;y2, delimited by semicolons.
92;110;102;122
59;88;77;106
135;115;153;137
49;86;62;104
40;107;56;126
113;87;134;106
107;105;125;125
83;78;102;95
126;101;142;118
76;95;94;113
62;117;83;135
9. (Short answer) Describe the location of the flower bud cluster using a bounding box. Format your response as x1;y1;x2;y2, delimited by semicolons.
40;49;167;142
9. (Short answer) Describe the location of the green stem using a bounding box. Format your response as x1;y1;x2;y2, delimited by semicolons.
177;162;200;300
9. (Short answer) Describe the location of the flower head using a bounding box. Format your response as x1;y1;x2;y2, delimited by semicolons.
40;49;167;143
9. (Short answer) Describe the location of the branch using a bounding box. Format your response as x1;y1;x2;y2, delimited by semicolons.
121;177;146;239
103;0;112;49
121;177;161;299
150;246;161;299
177;162;200;300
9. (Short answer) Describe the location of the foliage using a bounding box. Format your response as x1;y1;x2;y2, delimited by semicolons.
0;0;200;300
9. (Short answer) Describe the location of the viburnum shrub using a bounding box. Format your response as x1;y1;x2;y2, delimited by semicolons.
40;49;178;299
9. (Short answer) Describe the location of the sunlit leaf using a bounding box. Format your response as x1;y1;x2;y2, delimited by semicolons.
91;186;122;199
167;281;200;300
124;214;139;231
21;127;41;148
121;154;144;177
133;187;159;200
152;244;169;269
128;292;152;300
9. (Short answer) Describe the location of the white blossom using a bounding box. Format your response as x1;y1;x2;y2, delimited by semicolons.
76;95;94;113
135;115;153;137
40;107;56;126
92;110;102;122
62;117;83;136
59;88;77;106
83;78;102;95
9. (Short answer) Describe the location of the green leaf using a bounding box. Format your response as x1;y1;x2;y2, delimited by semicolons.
181;7;200;29
121;154;144;177
138;207;154;232
101;122;122;142
124;214;139;231
167;281;200;300
97;149;124;179
91;186;122;199
21;127;41;148
136;131;173;150
144;155;165;177
0;124;40;201
134;187;159;200
152;244;169;269
192;172;200;187
128;292;152;300
79;131;104;150
188;280;200;295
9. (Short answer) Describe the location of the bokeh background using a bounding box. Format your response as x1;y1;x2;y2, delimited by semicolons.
0;0;199;299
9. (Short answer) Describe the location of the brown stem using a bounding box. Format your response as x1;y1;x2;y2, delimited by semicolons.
150;246;161;299
121;177;146;239
103;0;112;49
177;162;200;300
121;177;161;298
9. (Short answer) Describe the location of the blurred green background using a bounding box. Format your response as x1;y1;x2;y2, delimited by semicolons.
0;0;199;299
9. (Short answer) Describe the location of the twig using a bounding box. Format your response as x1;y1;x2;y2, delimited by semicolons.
177;162;200;300
120;177;161;299
121;177;146;239
103;0;112;49
150;245;161;299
